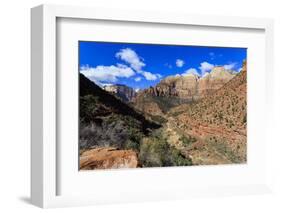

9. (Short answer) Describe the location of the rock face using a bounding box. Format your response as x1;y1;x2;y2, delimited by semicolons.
132;66;236;115
139;66;235;101
103;84;136;102
198;67;236;96
174;74;199;99
80;147;138;170
145;75;181;97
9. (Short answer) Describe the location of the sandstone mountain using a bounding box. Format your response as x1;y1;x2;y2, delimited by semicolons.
197;66;236;96
142;66;235;99
133;66;236;115
167;61;247;164
103;84;136;102
170;61;246;131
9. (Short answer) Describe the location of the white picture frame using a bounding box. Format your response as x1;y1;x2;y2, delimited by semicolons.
31;4;274;208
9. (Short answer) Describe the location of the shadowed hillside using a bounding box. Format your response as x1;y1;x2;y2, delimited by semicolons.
79;73;161;151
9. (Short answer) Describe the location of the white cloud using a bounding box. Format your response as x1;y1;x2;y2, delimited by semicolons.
80;64;135;83
115;48;145;72
134;77;142;82
223;63;236;70
199;62;214;75
156;74;162;78
138;70;161;81
116;63;128;69
182;68;200;76
176;59;185;67
141;71;158;81
116;48;161;81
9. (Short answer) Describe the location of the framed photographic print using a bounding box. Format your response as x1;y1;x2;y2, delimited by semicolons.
31;4;274;208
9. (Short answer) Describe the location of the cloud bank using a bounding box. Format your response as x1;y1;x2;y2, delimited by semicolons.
115;48;145;72
80;48;162;84
116;48;161;81
80;64;135;83
199;62;215;75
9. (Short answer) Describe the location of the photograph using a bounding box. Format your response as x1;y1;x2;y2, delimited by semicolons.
78;41;247;170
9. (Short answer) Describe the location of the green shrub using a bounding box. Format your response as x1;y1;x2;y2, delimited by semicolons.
139;132;192;167
180;135;196;147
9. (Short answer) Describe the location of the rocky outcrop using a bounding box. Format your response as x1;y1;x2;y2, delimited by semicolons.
138;66;235;101
198;67;235;96
145;75;180;97
80;147;138;170
174;74;200;99
103;84;136;102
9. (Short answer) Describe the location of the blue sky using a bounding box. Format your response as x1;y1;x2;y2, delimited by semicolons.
79;41;246;90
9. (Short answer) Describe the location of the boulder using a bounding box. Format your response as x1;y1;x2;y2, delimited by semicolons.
80;147;138;170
